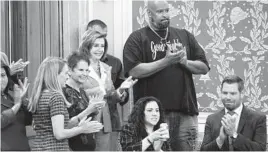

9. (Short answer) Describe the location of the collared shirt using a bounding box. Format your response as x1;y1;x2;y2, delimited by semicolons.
225;103;243;132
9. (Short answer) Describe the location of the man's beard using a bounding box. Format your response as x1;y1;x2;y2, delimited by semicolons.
151;18;170;30
158;20;169;29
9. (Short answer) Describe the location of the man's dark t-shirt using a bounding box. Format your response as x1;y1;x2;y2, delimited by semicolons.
123;26;209;115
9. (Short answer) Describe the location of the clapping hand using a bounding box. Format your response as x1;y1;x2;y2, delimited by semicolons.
165;42;187;66
119;76;138;91
78;117;103;134
221;114;236;136
177;46;187;66
148;126;169;151
13;77;30;104
218;126;227;140
88;94;106;111
85;87;105;97
10;59;30;75
149;127;170;142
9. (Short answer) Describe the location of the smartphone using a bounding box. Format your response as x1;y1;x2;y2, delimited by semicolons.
11;72;24;85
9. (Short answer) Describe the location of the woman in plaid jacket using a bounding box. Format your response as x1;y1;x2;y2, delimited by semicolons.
120;96;172;151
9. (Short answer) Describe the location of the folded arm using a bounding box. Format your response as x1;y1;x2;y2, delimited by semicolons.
184;60;209;74
128;58;170;79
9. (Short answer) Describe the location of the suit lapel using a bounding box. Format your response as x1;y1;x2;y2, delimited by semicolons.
219;109;225;119
217;109;229;151
237;106;247;133
216;109;225;134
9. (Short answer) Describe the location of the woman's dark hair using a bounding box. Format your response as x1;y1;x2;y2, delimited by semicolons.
67;51;90;70
1;61;13;96
128;96;165;136
78;30;108;59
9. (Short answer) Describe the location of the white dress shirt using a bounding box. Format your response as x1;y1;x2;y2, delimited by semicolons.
225;103;243;132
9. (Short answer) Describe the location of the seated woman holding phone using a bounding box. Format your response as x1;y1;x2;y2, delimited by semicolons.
120;96;171;151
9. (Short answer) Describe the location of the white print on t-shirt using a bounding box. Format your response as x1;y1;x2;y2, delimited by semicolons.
151;39;181;60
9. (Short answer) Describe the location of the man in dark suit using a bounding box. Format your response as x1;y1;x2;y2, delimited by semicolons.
200;75;267;151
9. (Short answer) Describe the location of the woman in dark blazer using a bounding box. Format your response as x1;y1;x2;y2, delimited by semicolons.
63;51;105;151
1;62;31;151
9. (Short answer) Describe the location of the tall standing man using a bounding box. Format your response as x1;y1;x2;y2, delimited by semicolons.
123;0;210;151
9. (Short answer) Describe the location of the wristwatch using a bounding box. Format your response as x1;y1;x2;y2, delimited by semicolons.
232;132;238;139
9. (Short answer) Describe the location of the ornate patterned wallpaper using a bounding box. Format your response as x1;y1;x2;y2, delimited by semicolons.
132;1;268;114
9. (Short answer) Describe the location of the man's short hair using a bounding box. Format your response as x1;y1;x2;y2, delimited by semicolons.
221;75;244;92
86;19;107;30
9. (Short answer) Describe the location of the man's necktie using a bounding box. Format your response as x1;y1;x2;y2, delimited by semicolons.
228;111;235;116
227;111;236;151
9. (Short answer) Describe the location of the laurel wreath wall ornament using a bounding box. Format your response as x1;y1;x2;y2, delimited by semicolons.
241;1;268;112
180;1;201;36
204;1;237;111
137;4;147;28
133;1;268;114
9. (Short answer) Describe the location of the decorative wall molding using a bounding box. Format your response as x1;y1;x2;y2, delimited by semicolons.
114;0;133;122
0;1;11;58
133;1;268;115
113;0;132;61
62;1;94;57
